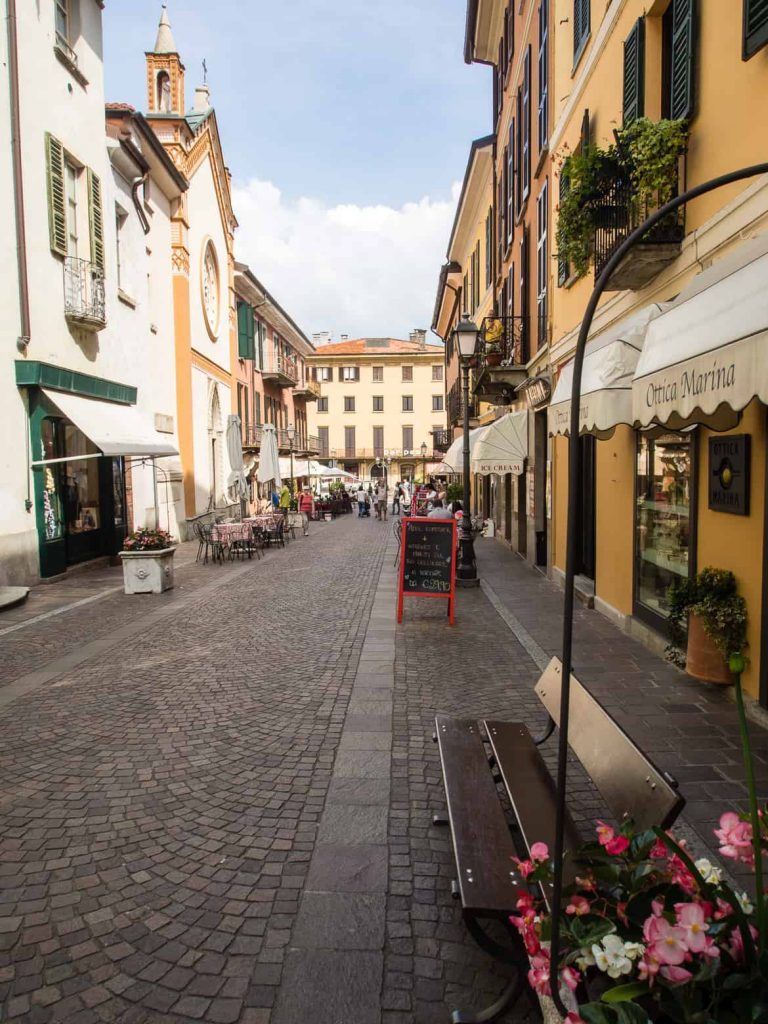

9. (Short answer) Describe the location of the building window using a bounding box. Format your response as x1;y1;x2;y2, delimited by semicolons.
115;205;127;290
65;159;79;257
744;0;768;58
536;179;548;348
373;426;384;456
341;366;360;382
237;382;250;438
538;0;549;151
520;227;530;363
402;427;414;452
515;89;523;213
507;124;514;247
485;207;493;287
344;426;356;457
432;364;443;382
344;396;355;413
662;0;695;120
157;71;171;112
622;17;645;125
432;395;444;412
317;366;332;382
317;396;328;413
372;365;384;382
402;365;413;382
573;0;590;65
55;0;70;43
318;426;329;457
402;395;414;412
557;163;571;285
253;392;261;425
522;47;531;202
373;396;384;412
635;431;693;626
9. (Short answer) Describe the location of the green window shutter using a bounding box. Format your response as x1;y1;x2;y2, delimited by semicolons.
45;133;67;257
622;17;645;125
670;0;695;120
557;163;570;285
744;0;768;59
87;168;105;271
237;302;255;359
573;0;590;62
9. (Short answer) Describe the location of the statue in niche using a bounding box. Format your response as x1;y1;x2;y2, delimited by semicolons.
158;71;171;113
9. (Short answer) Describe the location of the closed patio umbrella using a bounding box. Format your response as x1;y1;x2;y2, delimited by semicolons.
257;423;281;494
226;415;249;506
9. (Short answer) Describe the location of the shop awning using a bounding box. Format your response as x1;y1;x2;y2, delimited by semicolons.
632;232;768;429
444;427;486;473
471;410;528;476
549;305;663;437
41;389;177;457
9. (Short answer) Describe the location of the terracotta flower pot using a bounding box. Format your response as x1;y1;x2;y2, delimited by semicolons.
485;351;502;367
685;612;732;685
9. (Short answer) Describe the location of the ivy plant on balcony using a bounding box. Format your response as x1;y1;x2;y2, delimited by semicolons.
555;118;688;280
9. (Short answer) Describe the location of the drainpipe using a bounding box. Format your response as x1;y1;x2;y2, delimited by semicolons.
7;0;31;351
131;173;151;235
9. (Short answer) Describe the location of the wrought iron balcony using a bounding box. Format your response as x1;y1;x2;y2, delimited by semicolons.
327;448;438;462
473;316;540;402
431;429;452;453
447;378;478;428
63;257;106;330
262;354;298;387
593;170;685;291
292;377;321;401
243;424;263;449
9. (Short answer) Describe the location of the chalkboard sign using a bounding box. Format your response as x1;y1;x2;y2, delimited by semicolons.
397;517;456;624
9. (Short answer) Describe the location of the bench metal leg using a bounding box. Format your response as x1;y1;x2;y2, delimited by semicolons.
432;814;449;826
450;969;526;1024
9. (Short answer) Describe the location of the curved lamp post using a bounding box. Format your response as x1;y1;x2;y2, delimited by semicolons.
287;422;296;499
548;162;768;1017
454;314;480;586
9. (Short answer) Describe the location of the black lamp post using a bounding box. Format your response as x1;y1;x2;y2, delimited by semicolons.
420;441;428;483
453;314;480;587
287;423;296;499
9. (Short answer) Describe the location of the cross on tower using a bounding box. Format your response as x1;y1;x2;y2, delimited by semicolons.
202;59;208;84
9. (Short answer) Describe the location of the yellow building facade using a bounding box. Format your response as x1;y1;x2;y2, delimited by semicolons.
547;0;768;701
307;336;447;484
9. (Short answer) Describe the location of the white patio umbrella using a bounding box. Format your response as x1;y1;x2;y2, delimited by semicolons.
226;414;249;503
257;423;281;494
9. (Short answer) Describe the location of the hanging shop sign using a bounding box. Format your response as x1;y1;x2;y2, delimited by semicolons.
518;375;552;410
708;434;750;516
397;517;456;625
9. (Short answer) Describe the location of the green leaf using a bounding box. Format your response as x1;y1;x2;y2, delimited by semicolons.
601;983;648;1004
614;1003;651;1024
580;1003;617;1024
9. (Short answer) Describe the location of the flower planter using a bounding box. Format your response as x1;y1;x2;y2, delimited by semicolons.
119;546;176;595
485;351;503;367
685;612;732;684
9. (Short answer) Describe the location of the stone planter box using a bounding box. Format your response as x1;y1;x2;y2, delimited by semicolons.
119;547;176;595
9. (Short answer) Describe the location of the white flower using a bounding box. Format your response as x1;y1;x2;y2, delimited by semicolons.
575;948;596;971
737;891;754;915
694;857;723;884
622;941;645;961
592;934;635;979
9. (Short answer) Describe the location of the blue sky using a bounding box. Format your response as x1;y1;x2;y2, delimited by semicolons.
104;1;491;338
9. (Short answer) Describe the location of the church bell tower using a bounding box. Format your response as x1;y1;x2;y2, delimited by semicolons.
145;3;185;115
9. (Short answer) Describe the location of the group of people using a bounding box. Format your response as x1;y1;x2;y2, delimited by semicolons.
351;479;463;523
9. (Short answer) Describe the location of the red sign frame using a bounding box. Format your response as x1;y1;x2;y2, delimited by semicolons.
396;516;457;625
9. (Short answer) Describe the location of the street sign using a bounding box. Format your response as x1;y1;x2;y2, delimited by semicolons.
397;516;456;625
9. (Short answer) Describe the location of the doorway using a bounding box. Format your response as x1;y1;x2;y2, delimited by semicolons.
576;434;596;580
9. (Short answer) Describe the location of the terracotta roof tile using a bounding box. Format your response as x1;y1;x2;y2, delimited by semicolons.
105;102;136;112
312;338;444;356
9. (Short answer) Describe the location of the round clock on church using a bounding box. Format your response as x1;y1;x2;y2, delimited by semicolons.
201;239;220;339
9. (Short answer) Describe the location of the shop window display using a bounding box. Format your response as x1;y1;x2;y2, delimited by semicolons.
62;424;101;533
41;418;63;541
635;432;692;622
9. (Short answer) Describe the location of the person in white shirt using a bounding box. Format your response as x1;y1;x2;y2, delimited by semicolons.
375;481;388;521
356;486;366;517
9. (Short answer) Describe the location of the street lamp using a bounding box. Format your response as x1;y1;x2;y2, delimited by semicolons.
453;313;480;586
286;422;296;499
420;441;428;484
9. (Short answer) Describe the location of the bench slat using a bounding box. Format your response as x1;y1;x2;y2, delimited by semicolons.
434;715;526;915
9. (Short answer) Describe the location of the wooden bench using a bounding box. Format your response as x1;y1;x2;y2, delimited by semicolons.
433;657;685;1024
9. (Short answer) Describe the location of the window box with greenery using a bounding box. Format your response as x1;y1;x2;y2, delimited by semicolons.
555;118;688;290
666;567;748;685
119;528;177;595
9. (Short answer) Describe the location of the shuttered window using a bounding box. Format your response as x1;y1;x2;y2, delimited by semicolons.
519;227;530;363
744;0;768;58
536;179;548;349
501;147;509;255
256;320;264;369
669;0;695;120
506;121;514;245
485;207;493;287
538;0;549;151
622;18;645;125
45;133;67;257
474;240;481;307
557;164;571;285
515;88;523;213
87;169;104;271
522;47;531;202
237;301;255;360
573;0;590;64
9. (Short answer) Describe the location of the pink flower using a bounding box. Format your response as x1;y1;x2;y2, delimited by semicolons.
650;837;668;859
561;965;580;992
528;950;551;996
728;923;759;964
566;1014;586;1024
644;916;688;966
566;895;591;916
669;855;697;894
674;902;710;954
596;820;615;846
638;951;660;985
530;842;549;863
513;857;535;879
661;965;693;983
715;812;754;865
605;834;630;856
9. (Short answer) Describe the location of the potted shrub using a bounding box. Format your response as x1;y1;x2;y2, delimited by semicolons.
483;319;505;366
485;341;503;367
666;567;748;685
119;527;177;595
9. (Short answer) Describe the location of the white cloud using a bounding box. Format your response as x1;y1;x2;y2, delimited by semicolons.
232;178;461;341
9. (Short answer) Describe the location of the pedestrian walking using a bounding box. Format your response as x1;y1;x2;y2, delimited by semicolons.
376;481;388;521
392;482;401;516
279;484;291;511
297;486;313;534
356;484;366;517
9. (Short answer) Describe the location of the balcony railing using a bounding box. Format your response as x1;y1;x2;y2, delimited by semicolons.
293;377;321;400
431;429;452;453
243;425;320;455
63;257;106;330
478;315;533;369
447;378;477;428
593;169;685;290
327;448;438;462
262;354;298;386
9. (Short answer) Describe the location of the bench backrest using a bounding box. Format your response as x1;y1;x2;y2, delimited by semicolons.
535;657;684;830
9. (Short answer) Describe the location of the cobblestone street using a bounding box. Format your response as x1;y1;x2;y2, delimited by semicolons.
1;517;767;1023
